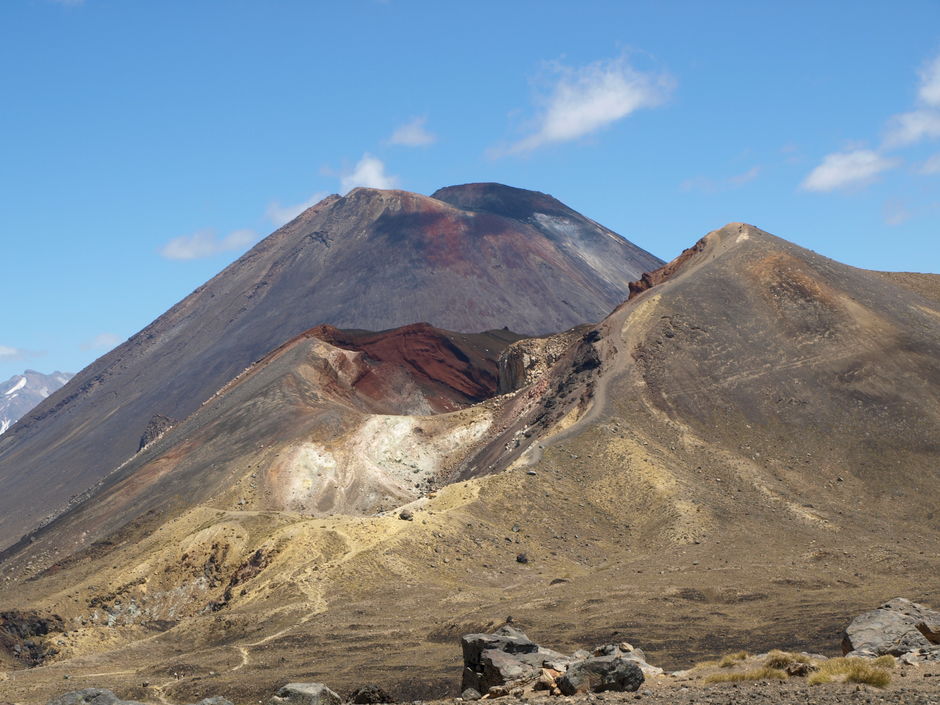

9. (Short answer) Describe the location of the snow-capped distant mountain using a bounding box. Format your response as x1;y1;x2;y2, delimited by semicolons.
0;370;73;435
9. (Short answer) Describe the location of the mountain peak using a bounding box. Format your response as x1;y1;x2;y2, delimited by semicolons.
431;182;573;220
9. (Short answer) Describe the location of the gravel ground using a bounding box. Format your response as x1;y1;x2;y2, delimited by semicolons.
438;683;940;705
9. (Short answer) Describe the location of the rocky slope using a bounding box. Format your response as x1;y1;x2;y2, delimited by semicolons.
1;223;938;705
0;370;72;436
0;184;661;551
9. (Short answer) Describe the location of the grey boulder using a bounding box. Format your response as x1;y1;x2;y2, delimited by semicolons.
843;598;940;658
461;625;568;694
269;683;342;705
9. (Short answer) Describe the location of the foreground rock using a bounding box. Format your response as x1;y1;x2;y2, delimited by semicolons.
556;657;644;695
348;685;395;704
270;683;342;705
461;626;651;696
843;598;940;663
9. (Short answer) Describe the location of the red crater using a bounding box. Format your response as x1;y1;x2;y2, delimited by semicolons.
308;322;524;410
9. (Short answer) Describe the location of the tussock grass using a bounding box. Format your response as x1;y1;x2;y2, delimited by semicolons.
718;651;750;667
692;659;718;670
807;657;893;688
763;649;812;669
705;667;788;683
872;655;896;669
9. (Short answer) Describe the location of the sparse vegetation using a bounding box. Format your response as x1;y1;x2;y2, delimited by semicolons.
705;667;788;683
763;649;812;669
807;657;893;688
718;650;750;667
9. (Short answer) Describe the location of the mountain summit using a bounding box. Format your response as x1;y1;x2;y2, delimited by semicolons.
0;183;661;550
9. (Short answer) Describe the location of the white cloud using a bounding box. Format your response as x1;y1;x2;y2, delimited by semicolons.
918;54;940;107
388;116;436;147
340;154;398;193
81;333;122;351
503;55;673;154
884;109;940;148
921;153;940;174
160;228;257;260
266;192;329;227
801;150;898;192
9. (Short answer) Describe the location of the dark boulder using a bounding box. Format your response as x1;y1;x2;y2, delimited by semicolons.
348;685;394;704
556;656;644;695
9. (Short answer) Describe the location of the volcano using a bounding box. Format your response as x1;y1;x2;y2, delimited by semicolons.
0;183;661;551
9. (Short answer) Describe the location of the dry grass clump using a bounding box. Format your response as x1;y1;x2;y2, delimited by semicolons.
718;651;750;668
705;667;788;683
763;649;813;669
807;657;893;688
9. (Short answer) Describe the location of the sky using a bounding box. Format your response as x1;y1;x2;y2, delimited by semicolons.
1;1;939;380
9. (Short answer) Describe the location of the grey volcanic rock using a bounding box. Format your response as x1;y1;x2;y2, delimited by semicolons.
461;626;544;693
843;598;940;658
0;370;72;436
0;184;661;550
269;683;341;705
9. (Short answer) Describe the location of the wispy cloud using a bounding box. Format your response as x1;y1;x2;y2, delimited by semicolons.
0;345;42;361
883;52;940;148
883;198;911;227
388;116;436;147
160;228;257;260
884;110;940;148
801;149;898;192
266;192;329;227
918;54;940;107
681;166;761;194
921;153;940;175
500;54;673;155
81;333;122;351
0;345;26;360
340;154;398;193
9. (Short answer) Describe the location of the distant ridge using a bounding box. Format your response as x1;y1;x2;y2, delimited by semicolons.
0;370;72;436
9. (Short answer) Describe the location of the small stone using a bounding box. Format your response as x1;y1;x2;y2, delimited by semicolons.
398;510;414;521
516;553;529;564
460;689;481;701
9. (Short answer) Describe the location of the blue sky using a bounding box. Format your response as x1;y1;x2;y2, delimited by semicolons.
1;1;939;380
